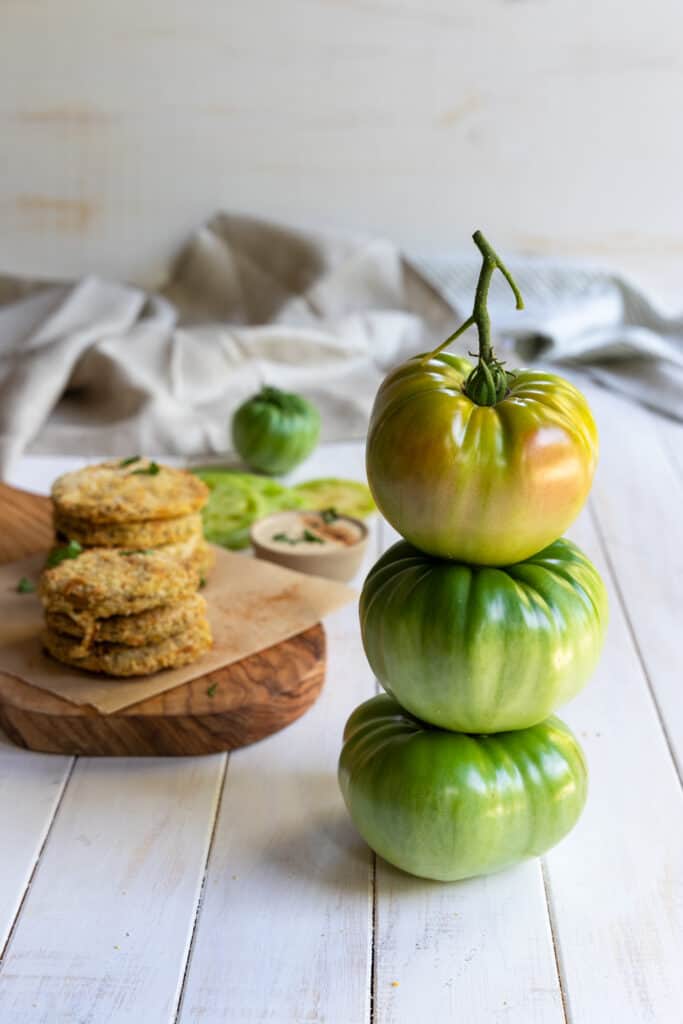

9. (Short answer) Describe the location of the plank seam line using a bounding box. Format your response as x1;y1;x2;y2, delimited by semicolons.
588;499;683;789
0;755;77;970
541;858;571;1024
172;752;230;1024
654;420;683;485
369;853;377;1024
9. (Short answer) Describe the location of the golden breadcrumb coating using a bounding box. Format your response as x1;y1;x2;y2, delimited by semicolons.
51;459;209;523
43;619;213;677
39;548;197;619
53;511;203;548
46;593;208;648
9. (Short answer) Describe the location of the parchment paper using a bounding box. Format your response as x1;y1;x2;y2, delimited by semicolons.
0;546;357;714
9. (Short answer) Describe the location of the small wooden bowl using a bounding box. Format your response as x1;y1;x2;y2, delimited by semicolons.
251;510;368;582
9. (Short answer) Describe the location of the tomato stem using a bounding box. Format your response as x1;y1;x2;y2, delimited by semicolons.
423;231;524;406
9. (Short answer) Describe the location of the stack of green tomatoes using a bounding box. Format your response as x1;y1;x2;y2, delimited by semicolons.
338;325;608;883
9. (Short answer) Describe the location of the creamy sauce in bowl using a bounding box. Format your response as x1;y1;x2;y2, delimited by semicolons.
250;510;368;581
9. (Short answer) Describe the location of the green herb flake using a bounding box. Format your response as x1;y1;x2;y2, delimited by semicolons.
16;576;36;594
119;549;155;556
272;529;324;546
199;575;207;589
320;508;339;524
130;461;160;477
272;531;296;545
206;683;218;697
302;529;324;544
46;540;83;568
119;455;141;467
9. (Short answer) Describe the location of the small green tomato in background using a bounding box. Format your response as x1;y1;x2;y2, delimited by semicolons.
232;387;321;475
360;536;607;733
339;695;588;882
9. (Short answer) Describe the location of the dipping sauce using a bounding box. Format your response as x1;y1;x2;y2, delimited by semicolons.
250;509;368;582
270;511;364;549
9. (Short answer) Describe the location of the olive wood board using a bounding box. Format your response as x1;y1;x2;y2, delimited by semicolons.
0;482;326;756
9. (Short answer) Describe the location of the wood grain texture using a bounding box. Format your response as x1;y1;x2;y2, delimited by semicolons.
0;732;72;956
543;503;683;1023
2;0;683;305
373;523;566;1024
2;426;682;1022
0;754;227;1022
177;502;379;1024
0;484;52;562
0;484;326;756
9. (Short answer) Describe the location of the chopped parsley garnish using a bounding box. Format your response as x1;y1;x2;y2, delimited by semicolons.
119;549;155;556
16;576;36;594
272;529;324;546
320;508;339;524
206;683;218;697
119;455;141;467
199;575;207;589
130;461;160;477
302;529;323;544
46;540;83;568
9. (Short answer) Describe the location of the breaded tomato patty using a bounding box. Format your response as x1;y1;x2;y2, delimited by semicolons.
39;548;197;619
43;620;212;677
46;593;208;648
53;511;203;548
52;459;209;523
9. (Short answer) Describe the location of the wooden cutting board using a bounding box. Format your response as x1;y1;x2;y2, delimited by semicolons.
0;483;326;756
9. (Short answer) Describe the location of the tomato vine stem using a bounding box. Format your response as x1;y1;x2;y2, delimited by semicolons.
423;230;524;406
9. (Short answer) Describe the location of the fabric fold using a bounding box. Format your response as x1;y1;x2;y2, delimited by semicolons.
0;213;681;477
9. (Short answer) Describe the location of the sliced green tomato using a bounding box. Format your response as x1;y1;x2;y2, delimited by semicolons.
291;478;376;519
193;470;304;549
199;476;268;549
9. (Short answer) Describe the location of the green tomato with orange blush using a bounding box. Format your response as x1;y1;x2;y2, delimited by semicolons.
366;233;598;565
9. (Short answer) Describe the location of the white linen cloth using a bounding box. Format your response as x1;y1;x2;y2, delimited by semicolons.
1;213;681;478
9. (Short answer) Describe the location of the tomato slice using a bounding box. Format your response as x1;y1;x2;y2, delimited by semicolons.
291;478;376;519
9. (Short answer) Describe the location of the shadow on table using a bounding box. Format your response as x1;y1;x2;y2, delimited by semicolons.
245;768;374;895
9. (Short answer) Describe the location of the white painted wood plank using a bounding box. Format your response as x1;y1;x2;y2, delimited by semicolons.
372;520;565;1024
0;755;226;1023
543;502;683;1023
178;444;375;1024
2;0;683;299
655;412;683;481
0;735;72;957
375;860;565;1024
578;382;683;775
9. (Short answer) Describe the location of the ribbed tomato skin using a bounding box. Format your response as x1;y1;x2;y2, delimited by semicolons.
366;354;598;565
232;389;320;475
339;695;588;882
360;537;607;732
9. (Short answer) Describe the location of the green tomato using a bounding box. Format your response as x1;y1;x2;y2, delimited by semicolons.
360;536;607;732
339;695;587;882
232;387;321;475
366;355;598;565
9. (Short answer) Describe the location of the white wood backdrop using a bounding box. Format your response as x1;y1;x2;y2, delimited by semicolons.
2;0;683;303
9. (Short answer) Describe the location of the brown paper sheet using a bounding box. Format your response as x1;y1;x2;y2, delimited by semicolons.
0;546;357;714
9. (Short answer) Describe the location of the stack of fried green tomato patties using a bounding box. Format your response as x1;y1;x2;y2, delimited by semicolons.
42;459;214;677
338;231;608;882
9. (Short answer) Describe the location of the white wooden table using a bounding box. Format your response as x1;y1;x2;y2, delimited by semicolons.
1;380;682;1023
